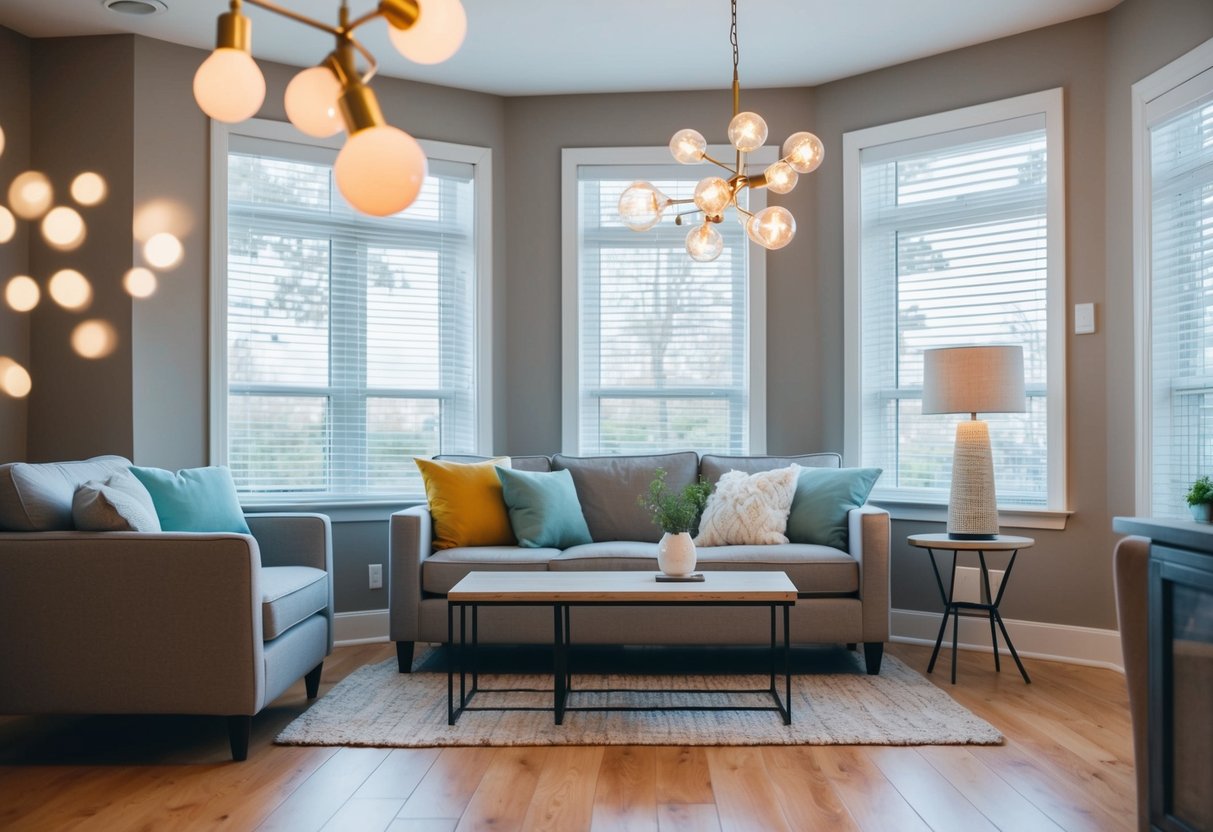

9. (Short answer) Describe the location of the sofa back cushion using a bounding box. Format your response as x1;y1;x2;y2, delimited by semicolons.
552;451;699;542
0;456;132;531
436;454;552;472
698;452;840;484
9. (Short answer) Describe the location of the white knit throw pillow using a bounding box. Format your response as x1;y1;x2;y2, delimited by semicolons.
694;464;801;546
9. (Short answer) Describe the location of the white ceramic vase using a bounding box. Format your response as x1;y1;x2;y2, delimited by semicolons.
657;531;697;577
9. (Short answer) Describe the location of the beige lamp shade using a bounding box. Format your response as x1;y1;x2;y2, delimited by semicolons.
922;345;1026;416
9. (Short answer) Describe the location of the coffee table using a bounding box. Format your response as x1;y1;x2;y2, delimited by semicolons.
445;570;798;725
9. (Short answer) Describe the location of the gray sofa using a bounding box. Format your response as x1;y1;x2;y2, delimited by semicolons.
0;456;333;761
390;451;890;673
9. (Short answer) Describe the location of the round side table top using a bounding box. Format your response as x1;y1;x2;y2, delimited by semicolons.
907;533;1034;551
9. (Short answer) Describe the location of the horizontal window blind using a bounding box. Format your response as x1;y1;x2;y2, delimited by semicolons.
1149;89;1213;518
225;146;478;501
859;121;1051;506
575;167;751;454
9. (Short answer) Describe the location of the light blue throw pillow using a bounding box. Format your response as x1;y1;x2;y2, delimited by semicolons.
496;467;592;549
786;467;882;550
129;465;251;534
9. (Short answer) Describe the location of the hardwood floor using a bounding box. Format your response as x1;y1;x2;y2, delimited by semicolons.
0;642;1135;831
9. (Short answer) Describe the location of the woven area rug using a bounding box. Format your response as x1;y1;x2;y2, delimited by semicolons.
277;648;1002;747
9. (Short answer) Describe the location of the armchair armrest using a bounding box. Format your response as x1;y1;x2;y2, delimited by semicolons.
244;513;333;652
848;504;890;642
389;505;432;644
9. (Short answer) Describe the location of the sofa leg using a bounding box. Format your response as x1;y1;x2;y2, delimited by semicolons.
305;662;323;698
396;641;415;673
864;642;885;675
227;715;251;762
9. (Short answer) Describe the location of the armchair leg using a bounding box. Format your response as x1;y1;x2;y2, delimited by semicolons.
396;641;415;673
227;715;251;762
304;662;323;699
864;642;885;675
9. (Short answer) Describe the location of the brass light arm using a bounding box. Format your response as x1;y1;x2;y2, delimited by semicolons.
700;153;738;175
244;0;341;35
744;173;769;190
242;0;381;83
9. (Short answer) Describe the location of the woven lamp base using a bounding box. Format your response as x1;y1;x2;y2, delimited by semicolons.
947;419;999;540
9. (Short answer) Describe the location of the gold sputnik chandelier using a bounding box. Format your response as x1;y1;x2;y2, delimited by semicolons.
193;0;467;216
618;0;824;262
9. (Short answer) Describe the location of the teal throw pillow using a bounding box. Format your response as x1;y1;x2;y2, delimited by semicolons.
129;465;251;534
786;467;882;550
496;467;592;549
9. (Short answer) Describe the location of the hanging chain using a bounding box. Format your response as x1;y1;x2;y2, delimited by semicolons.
730;0;739;78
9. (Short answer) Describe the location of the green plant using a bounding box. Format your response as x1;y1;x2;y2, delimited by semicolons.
1186;475;1213;506
638;468;713;534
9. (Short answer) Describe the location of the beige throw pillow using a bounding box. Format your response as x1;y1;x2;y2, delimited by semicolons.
72;469;162;532
694;464;800;546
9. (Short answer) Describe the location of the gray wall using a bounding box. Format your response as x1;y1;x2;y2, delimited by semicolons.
0;26;30;462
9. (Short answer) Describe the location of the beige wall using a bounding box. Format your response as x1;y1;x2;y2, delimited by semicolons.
0;26;30;462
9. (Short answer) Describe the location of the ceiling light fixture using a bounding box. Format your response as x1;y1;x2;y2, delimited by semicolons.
618;0;824;262
193;0;467;216
102;0;168;16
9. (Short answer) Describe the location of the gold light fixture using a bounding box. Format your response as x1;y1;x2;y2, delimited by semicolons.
618;0;824;262
193;0;467;216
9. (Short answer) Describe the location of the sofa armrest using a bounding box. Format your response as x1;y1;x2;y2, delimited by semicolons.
389;505;432;643
848;505;890;642
0;532;265;715
244;513;334;652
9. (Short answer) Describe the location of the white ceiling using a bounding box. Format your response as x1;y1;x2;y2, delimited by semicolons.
0;0;1121;97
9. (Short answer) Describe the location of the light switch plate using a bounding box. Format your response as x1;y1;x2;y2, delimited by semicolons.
368;563;383;590
1074;302;1096;335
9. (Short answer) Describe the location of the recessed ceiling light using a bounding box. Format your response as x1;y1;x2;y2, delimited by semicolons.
102;0;167;16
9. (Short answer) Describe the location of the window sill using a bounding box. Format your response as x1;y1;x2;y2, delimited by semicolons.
240;499;424;524
870;500;1073;531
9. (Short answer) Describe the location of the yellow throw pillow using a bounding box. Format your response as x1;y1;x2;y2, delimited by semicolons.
415;457;515;550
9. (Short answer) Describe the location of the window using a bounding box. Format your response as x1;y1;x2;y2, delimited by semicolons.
561;147;769;455
210;120;491;503
1134;39;1213;518
843;90;1067;517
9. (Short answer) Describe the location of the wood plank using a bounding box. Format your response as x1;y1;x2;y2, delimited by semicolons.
518;746;603;832
591;746;658;831
704;747;791;832
657;803;722;832
455;747;547;832
356;749;442;800
758;747;859;831
321;798;405;832
916;745;1064;832
398;748;495;820
809;747;932;832
257;747;391;832
864;747;997;832
654;747;713;804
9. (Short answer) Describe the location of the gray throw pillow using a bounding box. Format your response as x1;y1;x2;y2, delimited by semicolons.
72;469;162;532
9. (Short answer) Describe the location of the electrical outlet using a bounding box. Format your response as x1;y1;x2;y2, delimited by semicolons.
952;565;1004;604
1074;302;1096;335
368;563;383;590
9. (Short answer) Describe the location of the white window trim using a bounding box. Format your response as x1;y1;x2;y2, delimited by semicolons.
207;118;494;504
1132;37;1213;515
842;89;1069;527
560;145;773;456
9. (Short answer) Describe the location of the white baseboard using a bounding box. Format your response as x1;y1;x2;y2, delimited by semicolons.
334;609;390;646
891;608;1124;673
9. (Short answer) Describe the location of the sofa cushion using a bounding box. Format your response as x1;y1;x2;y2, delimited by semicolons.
552;452;700;542
416;456;515;550
261;565;329;640
422;546;559;595
549;541;661;570
695;465;800;546
0;455;131;531
698;452;840;484
71;469;162;532
497;467;592;549
787;467;882;550
437;453;552;472
130;465;252;534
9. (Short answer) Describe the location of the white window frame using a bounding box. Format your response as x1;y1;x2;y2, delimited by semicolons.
1132;37;1213;515
208;118;493;508
560;146;771;456
843;89;1069;529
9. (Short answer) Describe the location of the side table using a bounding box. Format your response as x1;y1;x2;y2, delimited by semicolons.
907;533;1034;684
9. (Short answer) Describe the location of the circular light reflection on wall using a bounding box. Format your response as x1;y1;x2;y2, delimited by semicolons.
0;205;15;244
143;232;183;269
0;356;32;398
48;269;92;310
71;320;118;359
0;125;5;159
70;172;107;206
5;275;40;312
41;206;86;251
123;267;157;298
8;171;53;220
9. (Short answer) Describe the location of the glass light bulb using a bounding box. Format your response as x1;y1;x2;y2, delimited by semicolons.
618;181;669;231
70;172;107;206
782;131;824;174
669;128;707;164
693;177;732;217
746;206;796;250
5;276;40;312
388;0;467;65
0;205;14;243
41;206;86;251
335;125;427;217
686;223;724;262
0;356;31;399
285;66;344;138
764;161;798;195
48;269;92;310
8;171;53;220
193;48;266;123
728;111;768;152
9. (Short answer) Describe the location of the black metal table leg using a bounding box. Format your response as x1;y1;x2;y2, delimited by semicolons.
447;600;455;725
783;603;791;724
553;604;567;724
978;550;1001;672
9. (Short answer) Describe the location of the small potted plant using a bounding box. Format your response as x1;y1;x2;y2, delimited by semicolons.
638;468;713;576
1186;475;1213;523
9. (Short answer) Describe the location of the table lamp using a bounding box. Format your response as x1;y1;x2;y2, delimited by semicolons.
922;345;1026;540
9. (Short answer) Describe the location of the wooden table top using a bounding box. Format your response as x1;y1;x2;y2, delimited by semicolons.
907;533;1035;551
447;570;798;602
